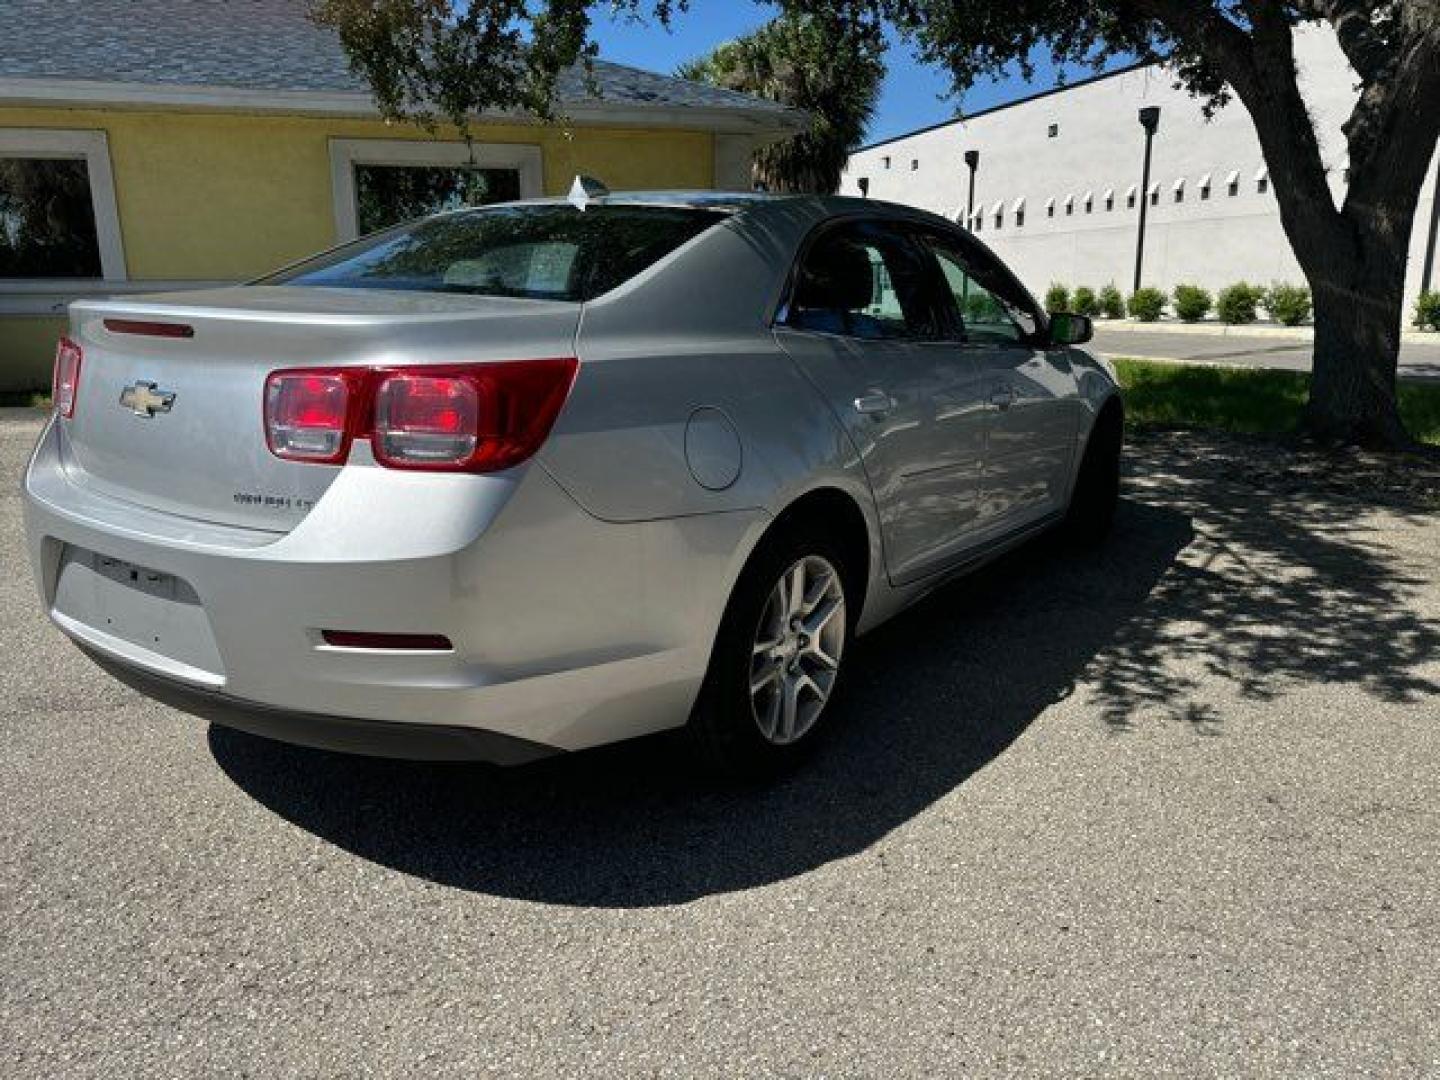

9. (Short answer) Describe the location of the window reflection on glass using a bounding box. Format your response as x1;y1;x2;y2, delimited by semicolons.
928;244;1034;345
354;164;523;234
0;157;102;278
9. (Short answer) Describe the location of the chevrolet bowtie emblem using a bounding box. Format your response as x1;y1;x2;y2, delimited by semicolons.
118;381;177;418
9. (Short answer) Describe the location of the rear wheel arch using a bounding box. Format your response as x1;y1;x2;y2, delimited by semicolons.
764;486;873;619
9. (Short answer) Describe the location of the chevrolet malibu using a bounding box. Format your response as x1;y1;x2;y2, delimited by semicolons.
23;191;1122;775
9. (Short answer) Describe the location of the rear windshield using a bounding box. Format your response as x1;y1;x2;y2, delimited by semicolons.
261;204;726;301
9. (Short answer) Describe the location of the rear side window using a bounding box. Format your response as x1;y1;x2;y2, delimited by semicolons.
262;205;726;302
786;222;942;341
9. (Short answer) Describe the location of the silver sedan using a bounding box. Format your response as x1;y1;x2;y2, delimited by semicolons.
23;191;1122;776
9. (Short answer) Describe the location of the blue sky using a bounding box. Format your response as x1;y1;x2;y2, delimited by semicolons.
587;0;1123;146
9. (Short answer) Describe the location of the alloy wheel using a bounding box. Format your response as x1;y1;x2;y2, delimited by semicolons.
748;555;846;745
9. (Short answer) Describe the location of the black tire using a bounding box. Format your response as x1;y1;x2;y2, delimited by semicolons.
1064;402;1123;545
687;521;856;780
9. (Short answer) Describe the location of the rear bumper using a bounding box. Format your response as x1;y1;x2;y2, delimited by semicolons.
23;417;770;755
84;647;559;764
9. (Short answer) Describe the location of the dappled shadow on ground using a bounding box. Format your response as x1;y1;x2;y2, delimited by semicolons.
1088;431;1440;732
211;432;1438;906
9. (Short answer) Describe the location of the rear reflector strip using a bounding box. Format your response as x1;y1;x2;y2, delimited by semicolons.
103;319;196;339
320;630;454;652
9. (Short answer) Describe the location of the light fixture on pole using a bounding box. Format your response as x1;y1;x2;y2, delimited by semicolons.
1134;106;1161;294
1422;157;1440;295
964;150;980;231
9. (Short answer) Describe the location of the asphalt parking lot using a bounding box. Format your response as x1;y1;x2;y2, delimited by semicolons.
3;411;1438;1077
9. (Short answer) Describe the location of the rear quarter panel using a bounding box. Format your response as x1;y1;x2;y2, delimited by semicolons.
539;204;875;526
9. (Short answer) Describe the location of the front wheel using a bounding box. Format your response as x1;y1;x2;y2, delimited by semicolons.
688;527;852;778
1064;403;1123;545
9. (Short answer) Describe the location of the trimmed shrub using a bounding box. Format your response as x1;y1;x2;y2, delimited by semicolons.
1127;287;1166;322
1099;283;1126;320
1415;290;1440;331
965;291;1005;324
1044;283;1071;312
1172;284;1213;323
1072;286;1099;318
1266;283;1312;326
1217;281;1262;324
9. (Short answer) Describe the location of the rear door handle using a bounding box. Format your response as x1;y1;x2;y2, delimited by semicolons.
989;387;1016;410
854;391;897;416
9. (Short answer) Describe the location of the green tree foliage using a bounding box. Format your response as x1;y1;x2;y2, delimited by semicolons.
1128;287;1166;322
1172;284;1213;322
675;13;884;193
313;0;1440;446
1217;282;1263;324
1415;290;1440;331
1265;283;1312;326
1098;283;1126;319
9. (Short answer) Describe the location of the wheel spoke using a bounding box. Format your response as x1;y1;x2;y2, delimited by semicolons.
779;673;801;741
786;562;806;619
750;662;781;695
803;594;843;637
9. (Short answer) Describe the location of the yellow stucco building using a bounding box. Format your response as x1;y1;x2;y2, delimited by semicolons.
0;1;801;390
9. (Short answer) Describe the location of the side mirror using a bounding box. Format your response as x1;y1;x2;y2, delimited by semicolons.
1048;311;1094;346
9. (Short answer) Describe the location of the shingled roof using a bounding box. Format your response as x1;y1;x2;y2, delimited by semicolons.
0;0;802;131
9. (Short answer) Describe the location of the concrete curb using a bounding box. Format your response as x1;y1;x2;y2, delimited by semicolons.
1095;319;1438;344
1098;352;1440;383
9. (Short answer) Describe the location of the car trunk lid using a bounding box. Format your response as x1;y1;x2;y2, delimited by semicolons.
60;286;581;532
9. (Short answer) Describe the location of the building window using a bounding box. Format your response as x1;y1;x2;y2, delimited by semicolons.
329;139;542;241
1048;123;1059;139
1227;171;1241;197
883;156;891;170
1104;191;1115;212
1256;169;1270;194
353;164;522;235
0;129;124;284
1127;190;1137;209
1083;192;1094;214
910;159;919;171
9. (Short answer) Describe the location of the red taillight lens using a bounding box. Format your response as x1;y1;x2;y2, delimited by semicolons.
53;336;83;419
373;374;481;467
264;369;362;463
371;359;577;472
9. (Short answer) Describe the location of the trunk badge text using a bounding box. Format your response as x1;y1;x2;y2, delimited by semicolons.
118;381;177;418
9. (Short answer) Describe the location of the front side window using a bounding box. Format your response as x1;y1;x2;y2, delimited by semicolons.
786;222;941;341
0;157;102;278
263;204;725;302
923;235;1040;345
354;164;523;234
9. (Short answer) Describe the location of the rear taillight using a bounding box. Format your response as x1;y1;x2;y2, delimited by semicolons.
52;336;83;419
263;359;577;473
264;369;364;464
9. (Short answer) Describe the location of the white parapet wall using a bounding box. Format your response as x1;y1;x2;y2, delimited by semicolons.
843;26;1439;316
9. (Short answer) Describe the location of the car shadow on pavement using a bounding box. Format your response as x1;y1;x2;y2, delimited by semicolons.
209;431;1440;907
208;493;1194;908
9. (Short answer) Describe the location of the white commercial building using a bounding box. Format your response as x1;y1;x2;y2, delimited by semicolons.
841;28;1440;316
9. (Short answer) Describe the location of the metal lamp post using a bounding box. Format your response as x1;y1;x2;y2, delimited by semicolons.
964;150;980;231
1134;106;1161;294
1422;157;1440;294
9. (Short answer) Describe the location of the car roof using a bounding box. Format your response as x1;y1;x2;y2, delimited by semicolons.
493;190;954;226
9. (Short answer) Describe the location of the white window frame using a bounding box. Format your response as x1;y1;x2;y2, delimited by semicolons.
328;138;544;242
0;128;127;294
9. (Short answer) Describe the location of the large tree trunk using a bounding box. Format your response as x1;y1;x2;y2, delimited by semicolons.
1175;5;1440;448
1304;258;1409;447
